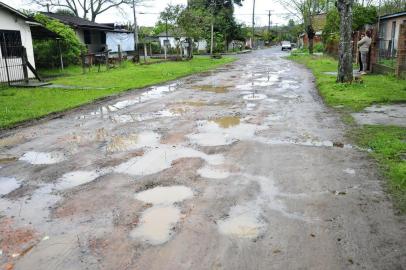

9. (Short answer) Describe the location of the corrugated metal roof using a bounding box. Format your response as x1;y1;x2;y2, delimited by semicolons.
380;11;406;21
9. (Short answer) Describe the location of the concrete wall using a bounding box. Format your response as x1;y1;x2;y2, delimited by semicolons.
0;8;35;82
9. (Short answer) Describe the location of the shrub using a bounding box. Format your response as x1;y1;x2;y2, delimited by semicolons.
33;13;85;68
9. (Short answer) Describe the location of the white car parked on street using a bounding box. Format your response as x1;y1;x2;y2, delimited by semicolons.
281;41;292;51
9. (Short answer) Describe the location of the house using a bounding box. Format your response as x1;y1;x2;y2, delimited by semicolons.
298;13;326;48
43;12;134;53
157;32;207;52
378;11;406;54
0;1;37;83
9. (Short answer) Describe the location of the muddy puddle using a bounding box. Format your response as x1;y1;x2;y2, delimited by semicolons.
19;151;66;165
0;185;60;228
242;94;267;101
0;155;18;164
187;120;267;147
115;146;224;176
130;206;181;245
135;186;193;205
212;116;240;128
131;185;193;245
0;134;26;148
79;83;179;119
106;131;160;153
344;168;355;175
0;177;21;195
217;202;265;239
197;165;230;179
55;170;103;190
194;85;230;93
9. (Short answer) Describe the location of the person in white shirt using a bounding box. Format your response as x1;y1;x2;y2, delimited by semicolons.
357;30;372;75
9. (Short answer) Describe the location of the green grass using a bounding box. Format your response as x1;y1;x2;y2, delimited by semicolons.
51;57;234;89
0;56;235;128
288;54;406;111
351;126;406;213
288;53;406;214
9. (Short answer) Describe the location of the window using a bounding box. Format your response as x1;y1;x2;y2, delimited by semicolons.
84;30;91;44
0;30;22;57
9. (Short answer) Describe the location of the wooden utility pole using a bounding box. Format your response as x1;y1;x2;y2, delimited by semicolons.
251;0;256;49
268;10;271;34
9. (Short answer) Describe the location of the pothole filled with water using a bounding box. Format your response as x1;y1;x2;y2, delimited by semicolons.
114;146;224;176
194;85;230;93
0;177;21;195
243;94;267;101
19;151;67;165
135;185;193;205
130;206;180;245
217;203;265;239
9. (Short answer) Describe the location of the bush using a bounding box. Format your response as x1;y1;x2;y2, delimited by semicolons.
33;13;85;68
314;43;324;53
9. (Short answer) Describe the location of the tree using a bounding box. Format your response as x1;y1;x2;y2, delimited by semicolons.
33;13;85;67
30;0;145;22
190;0;244;52
379;0;406;15
322;3;377;43
337;0;354;83
279;0;328;54
159;4;185;57
178;7;211;58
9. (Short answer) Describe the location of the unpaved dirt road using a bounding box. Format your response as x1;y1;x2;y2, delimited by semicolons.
0;48;405;270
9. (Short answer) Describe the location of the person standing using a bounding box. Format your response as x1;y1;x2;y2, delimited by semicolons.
357;30;372;75
358;33;365;72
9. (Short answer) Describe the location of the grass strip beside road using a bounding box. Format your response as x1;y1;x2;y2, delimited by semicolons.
0;56;235;129
288;54;406;111
351;125;406;213
289;54;406;214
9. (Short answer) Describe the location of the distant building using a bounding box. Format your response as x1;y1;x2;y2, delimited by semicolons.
43;12;134;53
157;32;207;52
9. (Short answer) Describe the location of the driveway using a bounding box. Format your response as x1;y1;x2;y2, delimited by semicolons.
0;47;404;270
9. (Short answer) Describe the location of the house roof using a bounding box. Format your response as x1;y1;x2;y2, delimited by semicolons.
380;11;406;21
0;1;29;19
42;12;114;30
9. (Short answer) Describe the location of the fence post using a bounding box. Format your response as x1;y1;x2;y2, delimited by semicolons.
396;23;406;78
118;44;122;65
81;50;86;74
22;47;29;84
370;27;378;73
143;43;147;63
105;50;109;70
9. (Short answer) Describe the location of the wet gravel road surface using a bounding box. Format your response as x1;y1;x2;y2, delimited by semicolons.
0;47;405;270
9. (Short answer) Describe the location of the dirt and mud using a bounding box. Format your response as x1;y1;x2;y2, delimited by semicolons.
0;48;405;270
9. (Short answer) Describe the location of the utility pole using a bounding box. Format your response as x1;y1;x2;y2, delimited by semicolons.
132;0;139;62
164;18;168;59
210;0;215;56
251;0;256;49
268;10;271;34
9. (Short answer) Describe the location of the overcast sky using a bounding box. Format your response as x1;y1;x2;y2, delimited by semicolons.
5;0;295;27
